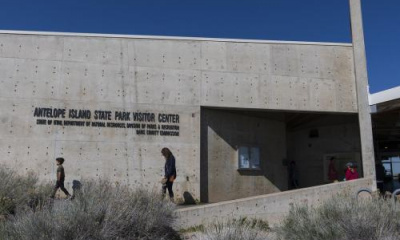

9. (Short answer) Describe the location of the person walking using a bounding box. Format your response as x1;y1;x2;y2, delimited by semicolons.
328;157;338;182
161;148;176;201
375;162;386;194
50;157;71;199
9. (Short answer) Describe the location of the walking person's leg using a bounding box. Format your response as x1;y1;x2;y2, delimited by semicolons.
59;181;71;197
161;183;167;199
50;181;61;198
167;181;174;200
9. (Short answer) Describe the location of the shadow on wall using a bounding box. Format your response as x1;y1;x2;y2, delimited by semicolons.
183;191;196;205
200;108;288;202
200;108;362;202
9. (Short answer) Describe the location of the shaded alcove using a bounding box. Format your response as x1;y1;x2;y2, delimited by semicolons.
200;107;362;203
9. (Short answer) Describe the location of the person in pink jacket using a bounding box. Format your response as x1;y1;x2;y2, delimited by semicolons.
345;162;359;181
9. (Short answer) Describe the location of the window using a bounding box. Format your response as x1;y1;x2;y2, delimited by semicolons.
238;146;260;170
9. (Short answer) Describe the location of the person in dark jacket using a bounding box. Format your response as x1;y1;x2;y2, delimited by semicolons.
161;148;176;201
375;162;386;194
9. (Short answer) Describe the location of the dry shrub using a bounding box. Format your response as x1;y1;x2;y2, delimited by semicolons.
198;218;271;240
0;166;179;240
276;193;400;240
0;166;52;215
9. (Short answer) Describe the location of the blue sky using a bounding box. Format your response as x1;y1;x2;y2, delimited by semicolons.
0;0;398;93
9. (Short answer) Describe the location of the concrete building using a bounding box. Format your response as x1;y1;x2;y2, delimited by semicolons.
0;0;375;211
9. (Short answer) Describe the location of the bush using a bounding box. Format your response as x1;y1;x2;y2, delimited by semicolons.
0;166;50;215
197;218;271;240
276;193;400;240
0;166;179;240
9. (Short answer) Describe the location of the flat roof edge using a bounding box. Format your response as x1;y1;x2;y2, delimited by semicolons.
0;30;353;47
369;85;400;105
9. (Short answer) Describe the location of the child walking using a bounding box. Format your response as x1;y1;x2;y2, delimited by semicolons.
50;157;71;199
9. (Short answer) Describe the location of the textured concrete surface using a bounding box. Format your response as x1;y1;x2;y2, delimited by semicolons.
0;30;366;201
201;110;363;202
202;109;287;202
349;0;376;188
175;178;374;229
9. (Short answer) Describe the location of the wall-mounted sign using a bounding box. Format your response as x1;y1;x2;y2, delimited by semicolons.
33;107;180;136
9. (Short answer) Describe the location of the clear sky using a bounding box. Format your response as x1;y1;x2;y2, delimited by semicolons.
0;0;398;93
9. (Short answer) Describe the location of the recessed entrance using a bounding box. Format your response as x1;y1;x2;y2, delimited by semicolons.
200;107;362;203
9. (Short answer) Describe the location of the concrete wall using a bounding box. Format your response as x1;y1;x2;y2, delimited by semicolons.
0;33;202;200
0;31;358;201
202;109;287;202
175;178;373;229
201;43;357;112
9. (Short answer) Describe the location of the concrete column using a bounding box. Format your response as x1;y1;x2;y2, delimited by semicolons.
349;0;376;187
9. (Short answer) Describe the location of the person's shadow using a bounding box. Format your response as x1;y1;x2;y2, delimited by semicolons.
71;180;82;199
183;191;196;205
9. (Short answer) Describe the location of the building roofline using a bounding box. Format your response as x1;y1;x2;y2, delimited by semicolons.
369;85;400;105
0;29;353;47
